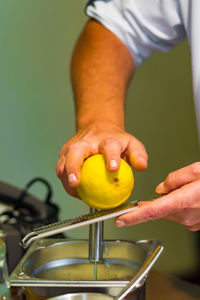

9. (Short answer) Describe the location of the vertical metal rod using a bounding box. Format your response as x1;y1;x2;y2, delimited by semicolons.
89;208;104;263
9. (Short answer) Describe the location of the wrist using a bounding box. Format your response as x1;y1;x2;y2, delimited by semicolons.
76;119;125;133
76;116;125;131
76;104;125;131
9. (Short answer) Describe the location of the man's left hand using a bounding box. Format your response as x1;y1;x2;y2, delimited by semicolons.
115;162;200;231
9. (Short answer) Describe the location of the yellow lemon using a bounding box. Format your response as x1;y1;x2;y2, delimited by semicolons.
76;154;134;209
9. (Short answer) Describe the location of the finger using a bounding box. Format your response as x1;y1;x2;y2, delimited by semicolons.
156;162;200;194
115;179;200;227
127;136;148;171
115;198;169;227
61;179;80;198
56;155;66;179
100;139;121;171
65;141;91;188
56;155;79;197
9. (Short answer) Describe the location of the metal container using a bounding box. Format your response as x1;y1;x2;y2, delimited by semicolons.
10;239;163;300
50;294;112;300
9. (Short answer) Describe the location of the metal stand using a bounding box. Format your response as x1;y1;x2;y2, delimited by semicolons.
88;208;104;280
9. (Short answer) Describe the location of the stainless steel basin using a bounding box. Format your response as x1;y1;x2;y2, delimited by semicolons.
10;239;163;299
49;293;113;300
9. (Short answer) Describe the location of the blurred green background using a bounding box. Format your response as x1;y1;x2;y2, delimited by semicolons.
0;1;199;276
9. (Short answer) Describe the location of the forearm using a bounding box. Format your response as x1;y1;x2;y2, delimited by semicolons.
71;19;135;131
57;20;146;194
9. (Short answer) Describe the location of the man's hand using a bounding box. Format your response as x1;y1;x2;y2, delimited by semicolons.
56;122;148;198
115;162;200;231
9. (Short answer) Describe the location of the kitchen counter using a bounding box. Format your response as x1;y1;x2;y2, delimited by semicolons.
147;271;200;300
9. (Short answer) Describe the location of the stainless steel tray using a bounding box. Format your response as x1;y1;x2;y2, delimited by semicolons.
10;239;163;299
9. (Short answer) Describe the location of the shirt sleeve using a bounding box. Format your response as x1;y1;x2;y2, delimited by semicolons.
85;0;186;67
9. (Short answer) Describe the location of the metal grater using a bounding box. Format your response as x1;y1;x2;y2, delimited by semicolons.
21;201;138;249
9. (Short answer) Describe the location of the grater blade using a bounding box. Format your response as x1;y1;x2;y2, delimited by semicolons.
20;201;138;249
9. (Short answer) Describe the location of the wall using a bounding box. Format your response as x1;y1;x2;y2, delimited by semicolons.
0;1;199;275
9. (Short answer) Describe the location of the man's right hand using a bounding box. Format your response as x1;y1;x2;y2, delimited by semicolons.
56;121;148;198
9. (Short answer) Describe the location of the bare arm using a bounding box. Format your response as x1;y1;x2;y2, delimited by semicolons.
72;19;134;131
56;19;148;197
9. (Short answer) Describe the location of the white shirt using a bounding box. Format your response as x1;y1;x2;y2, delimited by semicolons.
86;0;200;143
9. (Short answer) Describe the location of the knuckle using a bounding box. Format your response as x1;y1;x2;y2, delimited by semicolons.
89;144;99;154
145;208;159;220
182;219;193;227
66;141;90;157
69;141;86;151
180;197;192;209
180;215;196;227
103;138;119;147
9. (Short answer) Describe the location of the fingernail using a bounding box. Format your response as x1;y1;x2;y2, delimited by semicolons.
68;173;77;183
110;159;117;168
156;182;165;193
115;219;125;227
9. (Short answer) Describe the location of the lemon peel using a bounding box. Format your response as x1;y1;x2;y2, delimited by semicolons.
76;154;134;209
